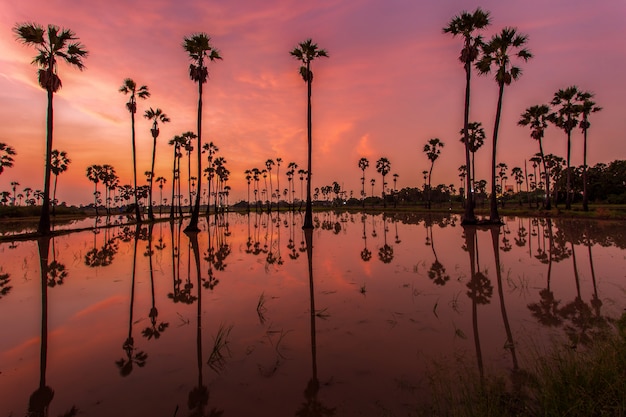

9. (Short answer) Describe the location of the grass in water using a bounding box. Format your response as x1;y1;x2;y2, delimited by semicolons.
420;313;626;417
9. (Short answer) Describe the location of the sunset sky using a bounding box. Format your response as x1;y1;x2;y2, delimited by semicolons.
0;0;624;206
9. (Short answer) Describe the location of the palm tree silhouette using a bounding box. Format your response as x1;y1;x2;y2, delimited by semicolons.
423;138;444;209
155;176;167;215
577;91;602;212
14;23;87;234
519;105;551;209
144;107;170;221
290;39;328;229
443;8;490;224
50;149;70;216
266;159;275;210
459;121;485;201
358;157;369;207
476;27;532;223
203;141;219;215
86;164;103;216
548;86;581;210
0;143;16;175
183;32;222;233
120;78;150;222
375;157;391;207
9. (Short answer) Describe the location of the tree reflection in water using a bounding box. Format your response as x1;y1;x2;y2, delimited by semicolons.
116;226;148;377
377;214;394;264
360;214;372;262
186;227;225;417
464;225;493;380
296;228;335;417
30;236;78;417
425;216;448;285
142;224;169;341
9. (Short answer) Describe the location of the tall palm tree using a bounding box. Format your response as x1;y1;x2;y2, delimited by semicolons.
548;86;581;210
144;107;170;221
375;157;391;208
14;23;87;234
459;121;485;198
203;141;219;215
10;181;20;206
50;149;70;215
476;27;532;223
86;164;103;215
155;176;167;215
358;157;369;207
120;78;150;222
183;32;222;232
443;8;491;224
265;159;275;209
423;138;445;209
168;134;185;219
290;38;328;229
275;157;282;208
0;143;16;175
519;104;552;209
576;90;601;212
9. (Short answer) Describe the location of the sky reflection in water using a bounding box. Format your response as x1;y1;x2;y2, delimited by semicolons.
0;212;625;416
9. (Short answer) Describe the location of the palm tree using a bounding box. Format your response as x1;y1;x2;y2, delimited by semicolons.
423;138;445;209
144;107;170;221
358;157;369;207
275;157;282;208
375;157;391;208
290;38;328;229
50;149;70;215
155;176;167;215
86;164;103;215
14;23;87;234
265;159;275;209
548;86;581;210
443;7;491;224
459;121;485;198
182;32;222;232
576;91;601;212
0;143;16;175
10;181;20;206
370;178;376;199
203;141;219;215
519;104;552;209
120;78;150;222
476;27;532;223
168;134;185;219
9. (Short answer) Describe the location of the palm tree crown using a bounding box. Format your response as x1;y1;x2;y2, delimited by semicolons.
14;23;88;93
476;27;532;86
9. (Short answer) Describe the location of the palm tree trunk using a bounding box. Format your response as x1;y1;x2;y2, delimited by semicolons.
539;140;551;210
131;111;142;222
38;89;54;235
489;83;505;224
462;55;476;224
582;121;589;211
186;80;203;233
170;150;176;219
52;174;58;217
303;62;314;230
148;136;157;221
565;128;572;210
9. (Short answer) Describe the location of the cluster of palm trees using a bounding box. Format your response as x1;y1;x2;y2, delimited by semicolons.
244;159;307;210
13;22;223;235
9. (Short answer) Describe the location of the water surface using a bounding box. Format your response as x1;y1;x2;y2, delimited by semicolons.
1;212;624;416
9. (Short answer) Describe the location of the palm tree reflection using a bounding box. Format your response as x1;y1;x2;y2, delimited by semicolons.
360;214;372;262
116;226;148;377
425;216;449;285
296;228;335;417
142;224;169;341
378;214;394;264
30;236;77;416
463;226;493;380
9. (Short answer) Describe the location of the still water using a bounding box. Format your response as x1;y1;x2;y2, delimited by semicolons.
1;212;625;416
